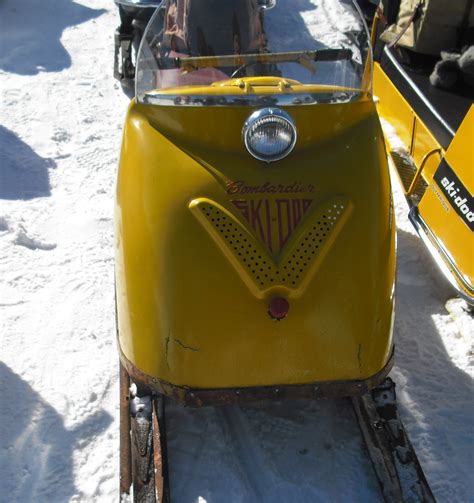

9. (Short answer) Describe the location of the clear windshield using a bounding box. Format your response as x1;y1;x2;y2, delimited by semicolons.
136;0;372;105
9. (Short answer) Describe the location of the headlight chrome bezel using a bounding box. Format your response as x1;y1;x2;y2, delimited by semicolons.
242;108;297;163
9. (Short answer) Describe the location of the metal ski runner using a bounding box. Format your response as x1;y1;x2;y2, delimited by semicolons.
352;378;436;503
120;362;170;503
152;396;169;503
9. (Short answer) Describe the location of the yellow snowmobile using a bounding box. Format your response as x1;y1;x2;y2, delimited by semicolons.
115;1;434;501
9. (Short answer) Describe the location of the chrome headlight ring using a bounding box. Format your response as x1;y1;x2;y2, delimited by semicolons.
242;108;297;163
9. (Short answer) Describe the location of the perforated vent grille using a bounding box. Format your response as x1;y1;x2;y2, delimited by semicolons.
197;203;275;287
192;198;348;291
277;202;346;287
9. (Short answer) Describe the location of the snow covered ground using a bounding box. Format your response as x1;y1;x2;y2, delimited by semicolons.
0;1;472;502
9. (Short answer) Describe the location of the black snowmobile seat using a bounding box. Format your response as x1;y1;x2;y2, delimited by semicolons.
379;46;474;149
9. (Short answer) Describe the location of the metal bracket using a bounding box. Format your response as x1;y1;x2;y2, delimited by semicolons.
406;148;442;198
114;30;135;81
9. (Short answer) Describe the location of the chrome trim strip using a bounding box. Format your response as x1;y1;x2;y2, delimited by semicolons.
114;0;161;7
383;47;456;138
140;91;364;107
409;206;474;304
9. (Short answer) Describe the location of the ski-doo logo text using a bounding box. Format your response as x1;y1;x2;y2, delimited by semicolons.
440;177;474;224
231;198;313;253
433;160;474;231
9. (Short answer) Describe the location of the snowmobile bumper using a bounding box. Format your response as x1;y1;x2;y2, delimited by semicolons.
409;206;474;304
119;345;395;406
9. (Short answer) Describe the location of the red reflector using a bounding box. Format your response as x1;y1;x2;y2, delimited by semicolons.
268;297;289;320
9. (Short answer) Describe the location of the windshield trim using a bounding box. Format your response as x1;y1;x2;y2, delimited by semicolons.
140;91;367;107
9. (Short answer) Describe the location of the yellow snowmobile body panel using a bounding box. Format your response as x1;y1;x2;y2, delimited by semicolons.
374;59;473;302
115;94;395;393
373;62;442;180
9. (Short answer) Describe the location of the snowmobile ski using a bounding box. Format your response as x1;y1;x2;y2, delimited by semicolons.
120;362;170;503
353;378;436;503
121;367;436;502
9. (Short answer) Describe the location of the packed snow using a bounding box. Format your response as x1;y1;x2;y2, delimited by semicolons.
0;0;473;502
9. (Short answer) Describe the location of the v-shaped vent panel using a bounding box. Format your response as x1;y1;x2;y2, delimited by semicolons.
190;197;351;297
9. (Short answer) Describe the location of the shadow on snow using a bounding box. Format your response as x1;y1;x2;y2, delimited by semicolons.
0;125;55;200
0;362;113;502
0;0;106;75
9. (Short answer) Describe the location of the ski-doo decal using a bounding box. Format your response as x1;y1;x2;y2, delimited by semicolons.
231;198;313;253
190;197;351;297
433;160;474;231
225;180;317;253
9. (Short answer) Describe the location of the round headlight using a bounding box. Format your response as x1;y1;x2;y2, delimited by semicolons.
243;108;297;162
